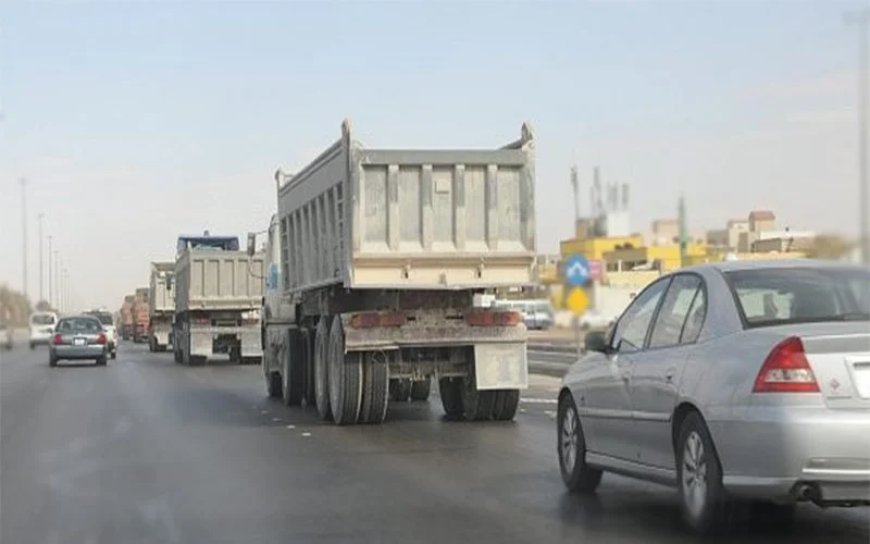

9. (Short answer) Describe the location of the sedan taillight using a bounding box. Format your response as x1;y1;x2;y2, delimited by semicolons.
52;334;63;345
96;334;107;345
753;336;819;393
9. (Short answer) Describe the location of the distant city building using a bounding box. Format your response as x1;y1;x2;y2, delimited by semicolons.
651;218;679;246
748;210;776;233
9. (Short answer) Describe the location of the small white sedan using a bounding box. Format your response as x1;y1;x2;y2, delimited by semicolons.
558;260;870;533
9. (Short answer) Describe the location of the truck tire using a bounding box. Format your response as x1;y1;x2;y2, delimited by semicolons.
327;318;362;425
491;389;520;421
300;328;316;407
439;377;464;420
389;379;412;402
314;318;332;421
410;378;431;402
462;373;496;421
282;330;304;406
358;351;389;424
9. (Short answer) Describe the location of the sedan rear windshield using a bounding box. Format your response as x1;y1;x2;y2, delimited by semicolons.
726;267;870;328
57;318;102;333
31;314;56;325
87;312;114;325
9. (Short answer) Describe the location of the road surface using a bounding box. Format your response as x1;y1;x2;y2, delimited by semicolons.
2;342;868;544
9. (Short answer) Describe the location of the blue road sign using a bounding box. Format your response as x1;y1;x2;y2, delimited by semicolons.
564;254;590;287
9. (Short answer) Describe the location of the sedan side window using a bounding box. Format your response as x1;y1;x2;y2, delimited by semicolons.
649;275;703;349
611;278;669;353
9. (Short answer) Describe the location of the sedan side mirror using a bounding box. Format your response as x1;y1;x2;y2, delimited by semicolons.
584;330;610;354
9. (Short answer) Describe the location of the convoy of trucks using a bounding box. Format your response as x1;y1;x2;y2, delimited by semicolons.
132;288;151;343
148;262;175;352
172;235;265;365
256;120;535;425
119;295;134;340
111;121;536;428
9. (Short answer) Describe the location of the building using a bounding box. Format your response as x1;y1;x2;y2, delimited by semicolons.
707;219;750;251
603;243;709;273
749;210;776;233
651;219;679;246
561;235;644;262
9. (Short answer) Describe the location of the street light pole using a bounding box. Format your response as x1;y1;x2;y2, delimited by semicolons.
20;178;28;299
48;235;53;308
38;213;44;303
847;8;870;264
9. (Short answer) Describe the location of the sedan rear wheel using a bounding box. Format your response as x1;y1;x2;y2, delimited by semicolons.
557;393;601;493
677;412;728;533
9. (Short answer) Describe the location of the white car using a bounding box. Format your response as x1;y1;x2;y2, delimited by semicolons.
84;309;118;359
29;312;58;349
578;309;615;331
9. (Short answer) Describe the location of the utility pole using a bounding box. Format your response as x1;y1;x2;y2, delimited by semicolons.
38;213;44;303
570;166;580;237
58;257;63;313
48;236;53;309
20;178;28;299
847;8;870;264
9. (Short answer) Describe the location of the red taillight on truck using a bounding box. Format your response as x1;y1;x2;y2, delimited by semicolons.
465;310;521;327
96;334;107;345
753;336;819;393
52;334;63;345
349;312;405;329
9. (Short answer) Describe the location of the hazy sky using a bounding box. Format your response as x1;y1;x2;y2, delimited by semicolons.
0;1;865;310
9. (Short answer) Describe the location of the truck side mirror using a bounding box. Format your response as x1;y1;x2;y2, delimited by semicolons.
246;233;256;257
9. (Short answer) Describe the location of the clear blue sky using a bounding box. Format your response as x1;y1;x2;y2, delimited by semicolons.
0;1;864;309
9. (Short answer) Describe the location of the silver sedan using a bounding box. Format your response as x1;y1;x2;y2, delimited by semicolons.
50;315;109;367
557;260;870;533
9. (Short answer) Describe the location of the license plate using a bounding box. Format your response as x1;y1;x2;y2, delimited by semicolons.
852;362;870;399
74;338;86;346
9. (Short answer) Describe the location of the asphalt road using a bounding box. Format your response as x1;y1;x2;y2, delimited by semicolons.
2;342;868;544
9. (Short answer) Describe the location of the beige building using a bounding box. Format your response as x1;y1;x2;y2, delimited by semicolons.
651;218;679;246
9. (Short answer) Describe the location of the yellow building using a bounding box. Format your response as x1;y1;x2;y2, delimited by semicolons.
603;243;709;273
560;235;644;261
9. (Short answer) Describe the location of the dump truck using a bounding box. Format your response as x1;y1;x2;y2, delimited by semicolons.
256;120;535;425
132;287;150;343
149;262;175;352
172;235;265;365
120;295;135;340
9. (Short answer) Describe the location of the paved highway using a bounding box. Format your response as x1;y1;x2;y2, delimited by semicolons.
2;342;868;544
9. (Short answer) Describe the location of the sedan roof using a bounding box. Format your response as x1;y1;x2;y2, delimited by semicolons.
679;259;857;275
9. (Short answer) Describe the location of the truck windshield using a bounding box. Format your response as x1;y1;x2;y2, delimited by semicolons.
726;267;870;328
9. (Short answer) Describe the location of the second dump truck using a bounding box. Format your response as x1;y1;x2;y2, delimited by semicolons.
132;288;150;343
148;262;175;352
172;235;265;365
257;120;535;425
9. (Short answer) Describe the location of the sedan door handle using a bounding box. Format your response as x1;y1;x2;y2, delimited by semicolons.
665;367;676;383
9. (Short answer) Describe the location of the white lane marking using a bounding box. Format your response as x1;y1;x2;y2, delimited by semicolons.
260;410;268;415
520;398;558;404
544;410;557;419
272;417;281;422
286;424;296;429
301;432;311;437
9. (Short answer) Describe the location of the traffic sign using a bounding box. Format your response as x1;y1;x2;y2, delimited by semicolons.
564;254;590;287
588;259;604;281
565;286;590;315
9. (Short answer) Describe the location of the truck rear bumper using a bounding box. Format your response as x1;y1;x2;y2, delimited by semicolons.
188;325;262;358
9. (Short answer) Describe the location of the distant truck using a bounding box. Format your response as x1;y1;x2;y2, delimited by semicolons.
132;287;150;343
120;295;135;340
256;121;535;425
172;235;265;365
149;262;175;352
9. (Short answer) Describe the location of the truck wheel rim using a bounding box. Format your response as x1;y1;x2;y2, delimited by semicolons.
560;406;578;472
682;431;708;519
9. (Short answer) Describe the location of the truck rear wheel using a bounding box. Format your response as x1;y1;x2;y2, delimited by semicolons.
439;378;464;420
314;318;332;421
283;330;304;406
491;390;520;421
327;318;362;425
410;378;431;402
358;351;389;424
389;379;412;402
